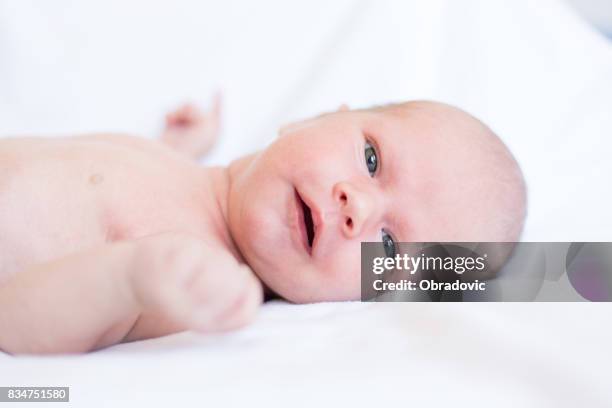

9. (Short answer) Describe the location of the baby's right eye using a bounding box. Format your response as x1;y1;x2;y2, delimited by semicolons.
364;141;378;176
382;229;396;258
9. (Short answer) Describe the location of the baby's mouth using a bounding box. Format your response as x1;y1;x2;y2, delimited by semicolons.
295;189;315;252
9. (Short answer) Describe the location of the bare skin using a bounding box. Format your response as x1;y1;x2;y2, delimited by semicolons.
0;98;262;354
0;98;526;354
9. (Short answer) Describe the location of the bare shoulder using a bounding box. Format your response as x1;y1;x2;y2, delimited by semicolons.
0;134;162;175
0;137;35;191
0;133;159;157
77;133;175;157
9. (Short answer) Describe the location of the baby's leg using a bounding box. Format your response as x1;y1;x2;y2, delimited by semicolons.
0;233;261;354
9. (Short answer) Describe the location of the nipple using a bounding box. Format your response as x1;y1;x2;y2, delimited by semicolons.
89;173;104;186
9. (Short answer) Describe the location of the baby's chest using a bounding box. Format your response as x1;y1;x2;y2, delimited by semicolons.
0;143;211;278
0;161;109;278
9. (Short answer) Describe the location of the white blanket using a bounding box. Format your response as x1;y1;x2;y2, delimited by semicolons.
1;0;611;406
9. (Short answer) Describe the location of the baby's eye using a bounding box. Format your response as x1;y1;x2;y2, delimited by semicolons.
364;141;378;176
382;229;396;258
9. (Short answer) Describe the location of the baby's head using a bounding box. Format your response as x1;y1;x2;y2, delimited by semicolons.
227;101;526;302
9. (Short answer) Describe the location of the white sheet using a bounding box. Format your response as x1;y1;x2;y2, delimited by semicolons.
1;302;612;406
1;0;612;406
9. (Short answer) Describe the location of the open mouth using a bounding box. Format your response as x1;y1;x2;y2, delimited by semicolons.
296;189;315;250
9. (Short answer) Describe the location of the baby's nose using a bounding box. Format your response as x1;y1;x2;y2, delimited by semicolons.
332;181;376;239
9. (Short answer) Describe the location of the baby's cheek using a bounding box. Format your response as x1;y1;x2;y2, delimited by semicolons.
320;249;362;298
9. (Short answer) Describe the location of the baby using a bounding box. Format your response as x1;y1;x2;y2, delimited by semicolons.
0;99;526;354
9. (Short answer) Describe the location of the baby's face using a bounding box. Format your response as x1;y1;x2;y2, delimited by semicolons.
228;102;524;302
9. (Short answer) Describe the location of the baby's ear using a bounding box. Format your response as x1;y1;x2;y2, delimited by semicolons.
338;104;349;112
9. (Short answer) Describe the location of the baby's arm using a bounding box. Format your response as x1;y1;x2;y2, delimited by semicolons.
77;96;220;161
0;233;261;354
0;241;139;354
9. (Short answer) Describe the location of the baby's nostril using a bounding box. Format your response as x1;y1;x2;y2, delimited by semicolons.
346;217;353;228
340;192;347;203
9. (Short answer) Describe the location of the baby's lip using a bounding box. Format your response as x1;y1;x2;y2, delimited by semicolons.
293;188;322;257
293;188;311;255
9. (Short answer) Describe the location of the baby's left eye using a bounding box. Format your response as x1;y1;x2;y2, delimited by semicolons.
382;229;396;258
364;141;378;176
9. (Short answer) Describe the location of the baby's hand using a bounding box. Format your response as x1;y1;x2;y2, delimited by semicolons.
161;93;221;160
129;232;262;334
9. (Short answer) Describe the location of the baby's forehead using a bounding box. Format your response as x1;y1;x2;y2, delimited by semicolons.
376;106;523;239
366;106;469;148
379;102;478;128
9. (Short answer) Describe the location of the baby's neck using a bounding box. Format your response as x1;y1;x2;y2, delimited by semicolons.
199;165;242;263
221;151;281;300
206;152;258;264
